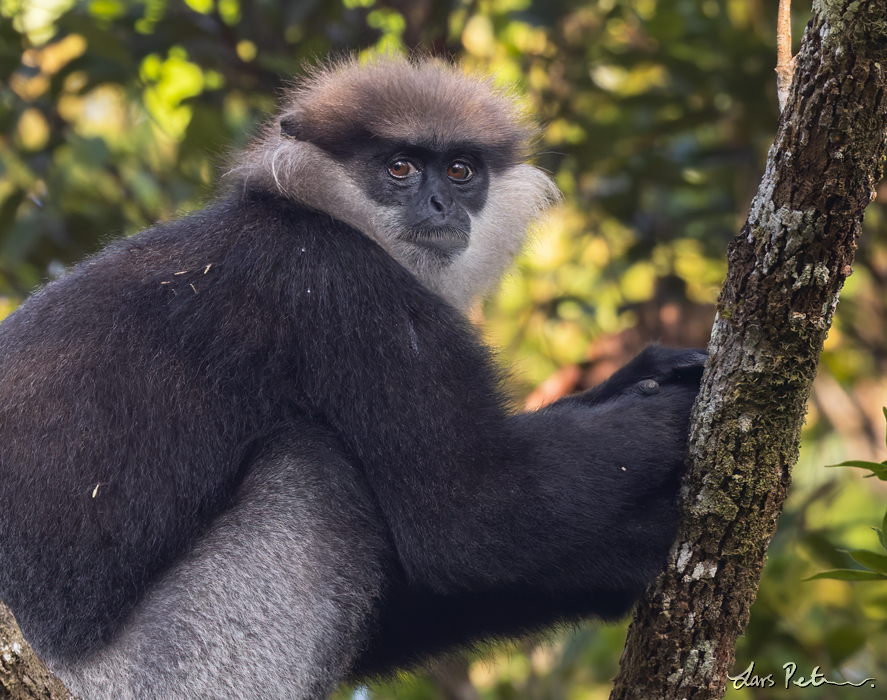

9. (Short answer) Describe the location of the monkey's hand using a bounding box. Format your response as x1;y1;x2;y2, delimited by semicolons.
567;345;706;408
560;345;707;481
522;347;705;598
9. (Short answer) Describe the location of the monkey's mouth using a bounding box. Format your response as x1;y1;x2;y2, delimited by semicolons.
401;228;469;257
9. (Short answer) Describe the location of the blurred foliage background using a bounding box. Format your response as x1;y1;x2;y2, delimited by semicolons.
2;0;887;698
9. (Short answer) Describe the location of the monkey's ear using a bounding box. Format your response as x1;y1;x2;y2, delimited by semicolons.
279;111;304;140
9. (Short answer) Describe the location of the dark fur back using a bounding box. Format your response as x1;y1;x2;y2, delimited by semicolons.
0;190;504;655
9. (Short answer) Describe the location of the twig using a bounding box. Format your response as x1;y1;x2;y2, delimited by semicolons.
776;0;796;111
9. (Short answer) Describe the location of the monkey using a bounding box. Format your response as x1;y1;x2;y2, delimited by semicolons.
0;55;705;700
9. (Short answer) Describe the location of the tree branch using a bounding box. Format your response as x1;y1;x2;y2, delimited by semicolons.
609;1;887;698
0;603;73;700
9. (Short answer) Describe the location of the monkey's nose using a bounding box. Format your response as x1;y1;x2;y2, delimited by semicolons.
429;194;447;213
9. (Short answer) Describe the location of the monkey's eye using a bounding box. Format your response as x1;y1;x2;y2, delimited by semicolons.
388;160;420;179
446;161;473;182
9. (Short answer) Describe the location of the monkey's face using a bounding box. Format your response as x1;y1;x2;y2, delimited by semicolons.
246;57;557;309
350;144;490;263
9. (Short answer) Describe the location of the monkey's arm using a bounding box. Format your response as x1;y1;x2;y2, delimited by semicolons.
381;352;700;606
353;354;702;676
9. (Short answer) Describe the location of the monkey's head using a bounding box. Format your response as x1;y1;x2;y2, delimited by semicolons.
235;56;560;310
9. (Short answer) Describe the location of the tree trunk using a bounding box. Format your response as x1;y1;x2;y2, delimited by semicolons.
609;2;887;698
0;603;73;699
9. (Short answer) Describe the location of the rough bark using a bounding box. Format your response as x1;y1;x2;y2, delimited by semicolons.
0;603;73;700
610;2;887;698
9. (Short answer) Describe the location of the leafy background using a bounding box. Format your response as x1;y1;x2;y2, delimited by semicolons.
2;1;886;697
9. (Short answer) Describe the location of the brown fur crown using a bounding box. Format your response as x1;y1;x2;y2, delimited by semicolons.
276;56;537;166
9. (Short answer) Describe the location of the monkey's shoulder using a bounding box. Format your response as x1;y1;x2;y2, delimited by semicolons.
0;190;461;366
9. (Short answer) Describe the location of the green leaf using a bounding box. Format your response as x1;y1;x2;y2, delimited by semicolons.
805;570;887;582
826;460;887;480
847;549;887;574
826;459;887;470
